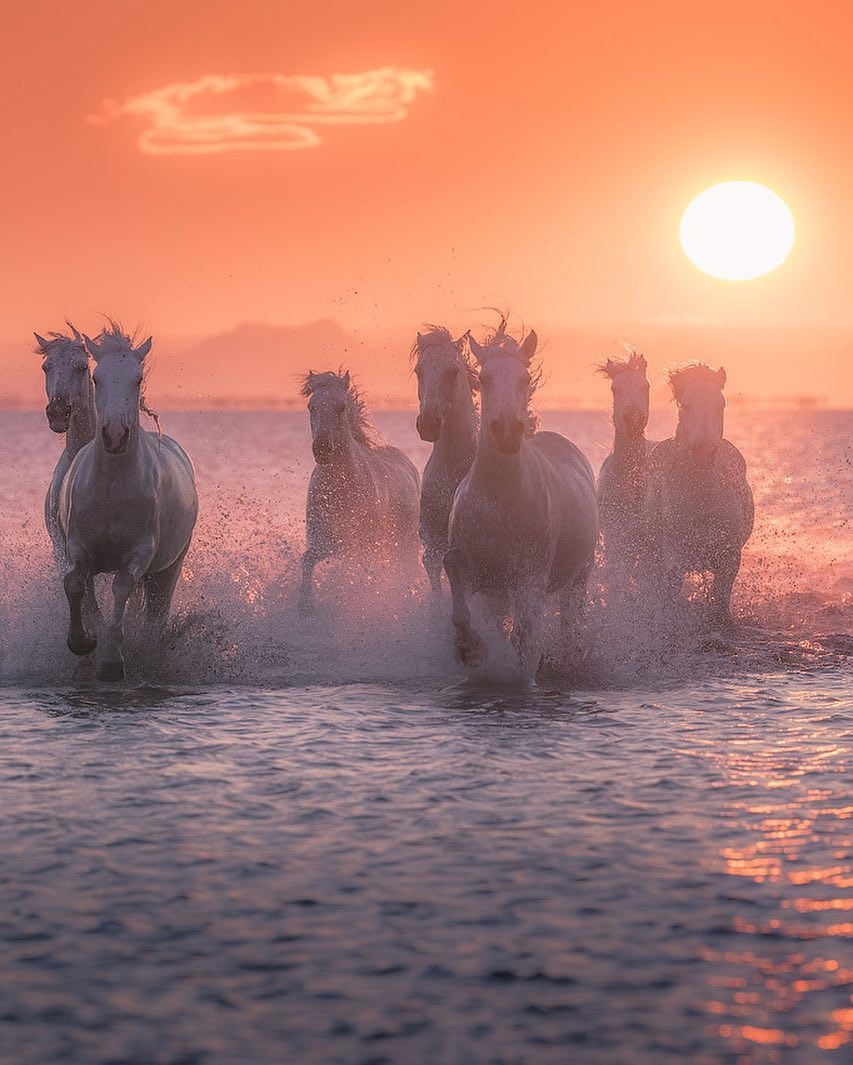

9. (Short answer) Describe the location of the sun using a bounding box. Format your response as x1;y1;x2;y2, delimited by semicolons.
679;181;795;281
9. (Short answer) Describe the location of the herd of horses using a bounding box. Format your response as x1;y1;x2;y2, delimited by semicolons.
35;318;754;681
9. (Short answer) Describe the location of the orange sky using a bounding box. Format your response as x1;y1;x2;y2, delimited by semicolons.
2;0;853;405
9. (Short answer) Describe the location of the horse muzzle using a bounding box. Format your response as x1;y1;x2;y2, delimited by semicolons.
416;411;443;442
490;417;525;455
312;436;337;463
46;401;71;433
101;425;130;455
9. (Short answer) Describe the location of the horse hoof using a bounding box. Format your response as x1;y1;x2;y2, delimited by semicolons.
98;661;125;682
455;638;483;668
68;632;97;656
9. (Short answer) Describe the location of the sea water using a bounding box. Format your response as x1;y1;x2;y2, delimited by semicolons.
0;410;850;1064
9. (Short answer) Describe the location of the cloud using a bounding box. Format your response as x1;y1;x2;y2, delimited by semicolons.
88;68;434;154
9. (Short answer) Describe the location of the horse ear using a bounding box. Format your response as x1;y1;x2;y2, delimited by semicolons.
135;336;153;361
416;332;426;352
520;330;538;365
34;332;49;351
468;335;487;363
717;366;726;388
83;334;99;359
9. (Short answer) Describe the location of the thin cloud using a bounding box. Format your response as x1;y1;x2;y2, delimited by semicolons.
88;67;434;154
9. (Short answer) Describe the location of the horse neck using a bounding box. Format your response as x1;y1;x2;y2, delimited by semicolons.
612;423;647;471
66;374;96;459
434;375;478;466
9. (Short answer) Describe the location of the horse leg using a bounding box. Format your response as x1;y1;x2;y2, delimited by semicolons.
423;544;445;598
99;546;154;681
513;585;546;679
559;560;593;671
300;545;329;612
444;548;483;667
64;555;96;656
710;549;741;632
142;547;188;641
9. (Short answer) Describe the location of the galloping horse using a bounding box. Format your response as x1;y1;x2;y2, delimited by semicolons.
445;324;599;677
412;326;478;596
644;364;754;629
596;346;654;595
300;370;420;606
59;324;198;679
35;324;96;560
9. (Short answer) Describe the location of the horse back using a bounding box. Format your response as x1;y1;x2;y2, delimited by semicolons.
532;431;595;489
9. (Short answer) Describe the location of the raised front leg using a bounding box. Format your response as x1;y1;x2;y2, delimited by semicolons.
64;556;97;656
444;548;483;667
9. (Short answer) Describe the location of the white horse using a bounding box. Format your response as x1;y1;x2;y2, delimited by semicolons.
413;326;478;596
596;346;654;595
644;364;754;629
59;324;198;680
301;370;420;606
35;324;97;561
445;325;599;677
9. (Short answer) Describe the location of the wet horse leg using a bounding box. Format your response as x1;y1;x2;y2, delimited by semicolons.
100;548;155;681
64;552;97;656
558;560;593;671
513;581;547;679
142;546;189;642
444;548;483;667
710;549;741;632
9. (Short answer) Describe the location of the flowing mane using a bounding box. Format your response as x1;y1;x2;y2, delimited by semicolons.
300;370;380;447
410;324;478;393
34;320;85;355
668;362;726;402
597;344;647;378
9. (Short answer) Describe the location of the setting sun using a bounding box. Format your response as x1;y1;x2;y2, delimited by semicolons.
679;181;796;281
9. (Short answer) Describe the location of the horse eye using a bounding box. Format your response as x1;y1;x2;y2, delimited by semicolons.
336;403;346;414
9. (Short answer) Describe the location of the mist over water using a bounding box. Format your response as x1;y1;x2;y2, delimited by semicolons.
1;409;850;1065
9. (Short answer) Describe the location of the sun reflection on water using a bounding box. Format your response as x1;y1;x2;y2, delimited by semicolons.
696;711;853;1061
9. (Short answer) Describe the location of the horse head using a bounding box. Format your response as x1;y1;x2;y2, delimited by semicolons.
413;327;472;442
302;370;361;464
469;328;538;455
671;363;726;467
600;346;649;437
36;324;90;434
84;324;152;456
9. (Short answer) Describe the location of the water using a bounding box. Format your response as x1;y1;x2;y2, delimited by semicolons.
1;410;851;1064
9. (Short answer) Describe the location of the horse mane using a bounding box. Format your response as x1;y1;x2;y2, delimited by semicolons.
597;344;647;378
668;362;726;402
410;324;478;393
33;320;85;355
300;369;381;447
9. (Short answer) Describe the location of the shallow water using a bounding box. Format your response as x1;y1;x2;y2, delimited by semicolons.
0;410;851;1063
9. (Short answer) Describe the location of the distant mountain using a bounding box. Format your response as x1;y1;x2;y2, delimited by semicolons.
154;319;413;408
1;319;849;409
